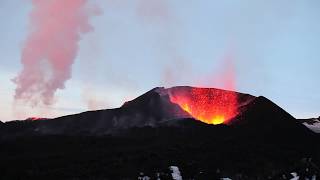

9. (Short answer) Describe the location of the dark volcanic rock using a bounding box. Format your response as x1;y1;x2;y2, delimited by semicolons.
231;96;315;137
1;87;188;137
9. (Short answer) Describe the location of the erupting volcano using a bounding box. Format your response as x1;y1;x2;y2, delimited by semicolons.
1;86;319;180
168;87;238;124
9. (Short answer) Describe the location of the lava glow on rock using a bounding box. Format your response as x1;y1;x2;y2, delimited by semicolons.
169;88;238;125
27;117;46;121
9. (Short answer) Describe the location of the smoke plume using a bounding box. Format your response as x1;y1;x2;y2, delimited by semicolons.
213;50;237;91
199;48;237;91
13;0;99;106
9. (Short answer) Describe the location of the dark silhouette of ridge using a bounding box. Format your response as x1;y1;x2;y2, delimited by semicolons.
0;86;256;137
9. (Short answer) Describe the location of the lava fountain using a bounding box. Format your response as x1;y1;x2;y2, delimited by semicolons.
169;87;238;125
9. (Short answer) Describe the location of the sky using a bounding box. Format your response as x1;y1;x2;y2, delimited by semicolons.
0;0;319;121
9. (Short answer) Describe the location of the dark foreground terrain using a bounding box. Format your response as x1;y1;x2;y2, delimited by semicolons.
1;87;319;179
1;121;319;179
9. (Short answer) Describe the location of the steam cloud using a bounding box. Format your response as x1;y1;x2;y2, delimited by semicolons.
181;46;238;92
210;50;237;91
13;0;99;106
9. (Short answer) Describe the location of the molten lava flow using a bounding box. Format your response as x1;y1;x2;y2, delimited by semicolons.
169;88;238;125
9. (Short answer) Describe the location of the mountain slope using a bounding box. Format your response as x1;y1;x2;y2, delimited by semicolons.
231;96;316;137
1;86;255;137
1;87;185;137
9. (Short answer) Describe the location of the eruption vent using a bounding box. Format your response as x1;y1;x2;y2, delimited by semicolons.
168;87;238;125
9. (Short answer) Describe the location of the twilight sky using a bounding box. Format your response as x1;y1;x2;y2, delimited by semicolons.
0;0;319;121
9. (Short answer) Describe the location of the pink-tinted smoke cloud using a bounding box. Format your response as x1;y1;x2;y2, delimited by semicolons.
13;0;99;106
198;48;238;91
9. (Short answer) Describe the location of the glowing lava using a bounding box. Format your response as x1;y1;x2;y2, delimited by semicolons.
169;88;238;125
27;117;46;121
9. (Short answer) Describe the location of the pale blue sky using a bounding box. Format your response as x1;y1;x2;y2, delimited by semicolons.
0;0;319;121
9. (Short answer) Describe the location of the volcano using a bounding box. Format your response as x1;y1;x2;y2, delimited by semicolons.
0;86;256;136
0;86;319;179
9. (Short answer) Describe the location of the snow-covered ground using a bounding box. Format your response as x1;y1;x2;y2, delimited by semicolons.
170;166;183;180
290;172;299;180
138;172;150;180
303;118;320;133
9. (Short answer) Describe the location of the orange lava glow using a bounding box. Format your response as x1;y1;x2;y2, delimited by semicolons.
169;88;238;125
27;117;45;121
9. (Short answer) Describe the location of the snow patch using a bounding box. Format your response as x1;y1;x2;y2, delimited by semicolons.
303;119;320;133
138;172;150;180
290;172;299;180
170;166;183;180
